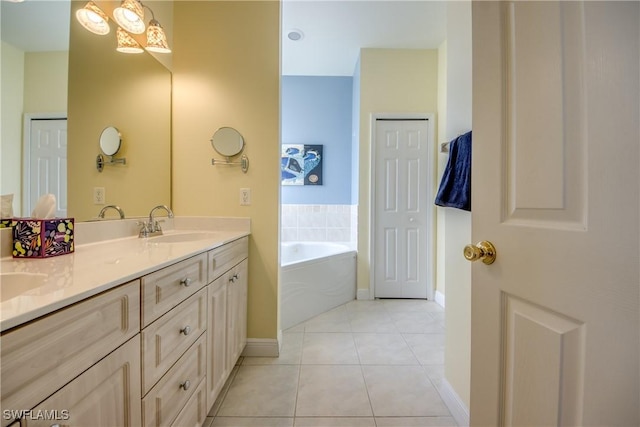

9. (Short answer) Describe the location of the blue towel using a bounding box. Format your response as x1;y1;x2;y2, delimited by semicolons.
435;131;472;211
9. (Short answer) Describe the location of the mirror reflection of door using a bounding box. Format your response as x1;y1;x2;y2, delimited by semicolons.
24;116;67;217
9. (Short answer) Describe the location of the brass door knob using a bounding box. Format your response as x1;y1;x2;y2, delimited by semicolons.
464;241;497;265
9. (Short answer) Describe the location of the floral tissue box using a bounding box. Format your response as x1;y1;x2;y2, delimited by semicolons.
12;218;74;258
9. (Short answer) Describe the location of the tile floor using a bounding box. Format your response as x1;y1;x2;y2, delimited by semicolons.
203;299;457;427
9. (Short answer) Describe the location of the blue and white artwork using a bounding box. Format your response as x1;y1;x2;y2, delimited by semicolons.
281;144;323;186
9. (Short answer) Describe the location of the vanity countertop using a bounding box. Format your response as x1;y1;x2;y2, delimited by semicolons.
0;218;250;332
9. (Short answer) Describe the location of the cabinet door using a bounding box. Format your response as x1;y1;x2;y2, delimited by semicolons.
206;276;227;411
1;281;140;427
226;259;248;372
26;336;142;427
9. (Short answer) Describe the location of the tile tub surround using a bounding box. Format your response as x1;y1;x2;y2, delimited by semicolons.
0;217;250;331
205;299;456;427
281;204;357;246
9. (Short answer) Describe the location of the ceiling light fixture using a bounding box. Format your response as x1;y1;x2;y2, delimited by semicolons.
113;0;145;34
76;1;110;35
116;27;143;53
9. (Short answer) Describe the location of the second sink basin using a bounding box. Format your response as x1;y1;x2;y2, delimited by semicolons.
1;272;49;302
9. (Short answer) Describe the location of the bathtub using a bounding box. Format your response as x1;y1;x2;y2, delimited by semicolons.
281;242;357;330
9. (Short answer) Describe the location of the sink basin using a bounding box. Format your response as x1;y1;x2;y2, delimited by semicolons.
0;273;48;302
148;232;218;244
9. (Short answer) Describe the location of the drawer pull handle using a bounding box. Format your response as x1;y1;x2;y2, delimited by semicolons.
180;325;192;336
180;277;193;287
229;274;239;283
180;380;191;391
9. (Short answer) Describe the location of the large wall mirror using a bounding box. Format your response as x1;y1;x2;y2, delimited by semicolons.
0;0;172;222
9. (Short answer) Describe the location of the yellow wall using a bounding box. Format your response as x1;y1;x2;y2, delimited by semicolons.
0;41;24;215
171;1;280;339
67;1;171;221
356;48;439;292
23;51;68;114
441;1;473;409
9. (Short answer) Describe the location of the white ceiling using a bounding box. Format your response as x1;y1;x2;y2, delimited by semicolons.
0;0;447;76
281;0;447;76
1;0;70;52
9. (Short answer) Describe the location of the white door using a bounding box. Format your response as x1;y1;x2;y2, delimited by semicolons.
25;118;67;217
470;2;639;426
373;118;433;299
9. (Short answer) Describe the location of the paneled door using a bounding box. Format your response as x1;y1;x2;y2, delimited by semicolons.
24;117;67;217
470;2;639;425
373;118;433;299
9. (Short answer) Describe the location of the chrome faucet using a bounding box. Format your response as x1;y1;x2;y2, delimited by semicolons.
139;205;174;237
98;205;125;219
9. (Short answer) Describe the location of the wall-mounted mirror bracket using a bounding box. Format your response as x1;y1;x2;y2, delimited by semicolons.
96;154;127;172
211;154;249;173
210;127;249;173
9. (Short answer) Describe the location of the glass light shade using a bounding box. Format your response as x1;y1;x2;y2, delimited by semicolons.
113;0;145;34
145;20;171;53
116;27;143;53
76;2;110;35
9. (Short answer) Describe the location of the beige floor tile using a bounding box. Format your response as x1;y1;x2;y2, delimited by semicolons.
382;300;443;313
353;333;419;365
362;366;450;417
348;311;398;333
212;417;294;426
301;333;359;364
403;334;445;365
217;365;299;417
392;314;445;334
294;417;376;426
345;300;387;312
296;365;373;416
374;417;457;426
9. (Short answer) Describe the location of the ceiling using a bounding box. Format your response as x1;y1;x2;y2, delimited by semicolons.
281;0;447;76
0;0;447;76
1;0;70;52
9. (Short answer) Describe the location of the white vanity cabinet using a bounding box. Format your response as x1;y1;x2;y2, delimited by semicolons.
0;280;141;427
206;237;249;410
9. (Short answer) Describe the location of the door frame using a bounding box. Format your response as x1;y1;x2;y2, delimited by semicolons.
22;112;67;216
369;112;436;300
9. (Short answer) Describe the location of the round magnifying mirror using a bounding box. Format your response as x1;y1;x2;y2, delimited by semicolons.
211;127;244;157
100;126;122;156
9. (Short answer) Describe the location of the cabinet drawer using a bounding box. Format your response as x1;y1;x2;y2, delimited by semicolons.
208;237;248;282
0;281;140;427
26;336;142;427
141;288;207;394
142;334;206;427
171;378;207;427
142;253;207;327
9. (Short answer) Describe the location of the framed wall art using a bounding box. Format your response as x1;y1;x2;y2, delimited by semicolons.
281;144;323;186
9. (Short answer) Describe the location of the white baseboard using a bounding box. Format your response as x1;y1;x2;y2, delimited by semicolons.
241;338;280;357
357;289;371;300
435;290;445;308
438;378;469;427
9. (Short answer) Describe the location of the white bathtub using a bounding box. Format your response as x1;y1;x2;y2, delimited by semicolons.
280;242;357;330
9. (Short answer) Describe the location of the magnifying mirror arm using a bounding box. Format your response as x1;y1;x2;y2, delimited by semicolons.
96;154;127;172
211;154;249;173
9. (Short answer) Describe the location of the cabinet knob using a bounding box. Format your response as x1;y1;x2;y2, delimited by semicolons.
180;277;192;287
180;380;191;391
180;325;191;336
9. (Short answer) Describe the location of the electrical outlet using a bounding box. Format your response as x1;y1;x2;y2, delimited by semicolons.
240;188;251;206
93;187;106;205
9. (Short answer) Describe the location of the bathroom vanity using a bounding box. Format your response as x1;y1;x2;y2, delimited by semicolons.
0;219;249;427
